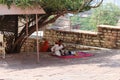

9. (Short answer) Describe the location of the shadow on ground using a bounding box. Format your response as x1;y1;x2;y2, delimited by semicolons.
0;49;120;70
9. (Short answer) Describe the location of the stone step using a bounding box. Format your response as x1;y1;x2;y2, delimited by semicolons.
63;42;110;50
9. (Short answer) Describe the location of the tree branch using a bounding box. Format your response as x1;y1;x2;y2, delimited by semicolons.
90;0;103;8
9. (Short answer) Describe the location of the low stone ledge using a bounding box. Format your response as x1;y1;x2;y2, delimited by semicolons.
98;25;120;30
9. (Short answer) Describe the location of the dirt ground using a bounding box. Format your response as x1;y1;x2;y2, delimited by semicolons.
0;49;120;80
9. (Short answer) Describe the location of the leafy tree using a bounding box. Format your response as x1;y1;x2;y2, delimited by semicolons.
91;3;120;26
0;0;103;53
78;3;120;31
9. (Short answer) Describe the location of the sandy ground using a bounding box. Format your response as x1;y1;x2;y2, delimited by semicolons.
0;49;120;80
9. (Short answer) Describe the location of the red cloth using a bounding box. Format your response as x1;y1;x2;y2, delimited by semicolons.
51;52;93;59
39;41;49;52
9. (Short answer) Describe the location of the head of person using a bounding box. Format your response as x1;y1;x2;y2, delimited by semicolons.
42;38;46;41
58;39;63;45
42;38;48;43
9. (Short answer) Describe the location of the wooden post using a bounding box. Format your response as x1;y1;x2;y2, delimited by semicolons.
26;15;29;55
36;14;40;63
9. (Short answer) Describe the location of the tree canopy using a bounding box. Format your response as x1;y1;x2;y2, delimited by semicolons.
72;3;120;31
0;0;103;53
91;3;120;26
0;0;103;13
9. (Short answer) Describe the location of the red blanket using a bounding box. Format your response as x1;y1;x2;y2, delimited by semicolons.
51;52;93;59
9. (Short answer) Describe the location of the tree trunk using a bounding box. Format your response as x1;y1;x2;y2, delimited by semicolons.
10;14;61;53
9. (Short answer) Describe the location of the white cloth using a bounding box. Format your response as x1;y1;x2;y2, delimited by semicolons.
51;44;64;56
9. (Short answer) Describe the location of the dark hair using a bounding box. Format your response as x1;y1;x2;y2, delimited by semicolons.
0;42;2;46
58;39;63;43
42;38;46;41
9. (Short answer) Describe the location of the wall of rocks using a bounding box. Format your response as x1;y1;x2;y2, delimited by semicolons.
44;25;120;49
20;25;120;52
98;25;120;48
20;38;43;52
20;38;36;52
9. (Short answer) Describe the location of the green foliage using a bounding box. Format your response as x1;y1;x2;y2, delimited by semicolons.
71;3;120;31
0;0;40;8
90;3;120;26
71;16;96;31
0;0;101;14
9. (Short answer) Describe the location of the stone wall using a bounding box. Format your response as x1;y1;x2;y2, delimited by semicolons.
44;25;120;49
20;25;120;52
98;25;120;48
21;38;36;52
21;38;43;52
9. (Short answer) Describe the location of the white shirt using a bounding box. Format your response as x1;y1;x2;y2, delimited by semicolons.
51;44;64;56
